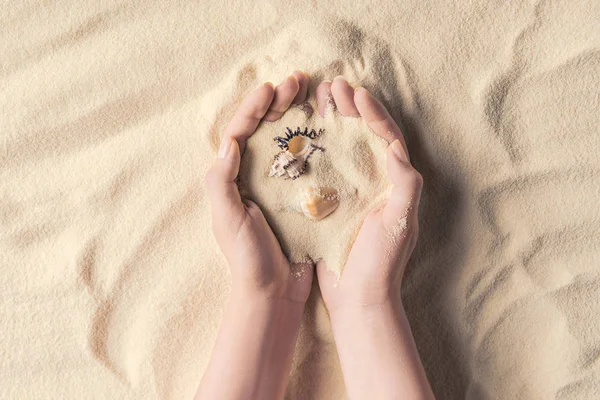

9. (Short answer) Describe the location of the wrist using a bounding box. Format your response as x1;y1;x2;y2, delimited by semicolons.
324;295;434;400
228;286;307;318
200;279;306;400
229;266;311;307
329;296;404;329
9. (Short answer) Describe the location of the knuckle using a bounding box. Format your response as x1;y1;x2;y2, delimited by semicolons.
264;109;283;121
204;166;219;189
409;169;424;190
247;203;264;219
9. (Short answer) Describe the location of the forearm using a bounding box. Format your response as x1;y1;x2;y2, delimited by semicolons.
331;299;434;400
196;290;305;400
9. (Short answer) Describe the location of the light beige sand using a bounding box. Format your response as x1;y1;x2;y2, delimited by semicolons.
240;106;390;273
1;1;600;399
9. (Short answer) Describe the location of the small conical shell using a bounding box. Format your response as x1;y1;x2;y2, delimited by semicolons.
284;158;306;180
295;186;339;221
269;143;321;180
269;151;296;178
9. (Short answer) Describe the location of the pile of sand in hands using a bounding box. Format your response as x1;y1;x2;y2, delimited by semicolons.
239;101;391;274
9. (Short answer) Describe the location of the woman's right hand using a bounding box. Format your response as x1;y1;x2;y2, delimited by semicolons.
205;72;315;305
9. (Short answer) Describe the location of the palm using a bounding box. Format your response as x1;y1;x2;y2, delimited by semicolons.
313;76;423;313
233;203;312;303
319;208;412;311
207;72;316;305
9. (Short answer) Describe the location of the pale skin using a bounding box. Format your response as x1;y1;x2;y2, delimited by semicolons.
197;72;434;400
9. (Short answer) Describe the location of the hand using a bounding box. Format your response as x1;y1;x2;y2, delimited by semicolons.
314;77;433;400
197;72;317;400
316;76;423;313
205;71;314;304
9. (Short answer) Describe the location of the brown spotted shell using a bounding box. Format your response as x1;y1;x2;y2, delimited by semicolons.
269;137;322;180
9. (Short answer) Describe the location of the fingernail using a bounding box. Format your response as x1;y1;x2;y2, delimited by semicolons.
286;74;299;85
218;136;232;159
264;82;274;89
390;139;406;162
333;75;346;82
322;79;332;83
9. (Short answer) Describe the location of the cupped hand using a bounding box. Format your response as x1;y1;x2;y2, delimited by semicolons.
205;71;314;304
316;76;424;313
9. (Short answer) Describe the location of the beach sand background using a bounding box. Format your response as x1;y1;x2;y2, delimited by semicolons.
1;1;599;399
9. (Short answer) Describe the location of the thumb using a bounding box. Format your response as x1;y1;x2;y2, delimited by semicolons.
205;135;245;233
382;140;423;230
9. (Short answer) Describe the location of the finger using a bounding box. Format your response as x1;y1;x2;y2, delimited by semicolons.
382;141;423;230
223;82;275;154
205;136;245;232
263;75;300;121
289;262;314;297
331;76;360;117
316;260;338;289
292;70;309;104
316;80;335;117
354;87;410;162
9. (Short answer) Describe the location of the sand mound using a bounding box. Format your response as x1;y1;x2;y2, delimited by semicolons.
2;3;599;400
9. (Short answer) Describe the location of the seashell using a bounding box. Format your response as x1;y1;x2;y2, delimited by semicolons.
287;135;311;157
283;156;307;180
269;151;307;180
294;186;339;221
269;151;296;178
269;127;324;180
274;127;323;151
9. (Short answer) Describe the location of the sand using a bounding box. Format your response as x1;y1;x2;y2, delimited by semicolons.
1;1;600;399
239;105;390;273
